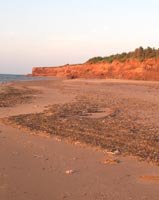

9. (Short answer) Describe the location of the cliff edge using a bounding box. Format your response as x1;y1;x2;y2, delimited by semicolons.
32;47;159;81
32;59;159;81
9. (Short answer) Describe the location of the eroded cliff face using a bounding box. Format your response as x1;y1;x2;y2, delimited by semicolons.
32;59;159;81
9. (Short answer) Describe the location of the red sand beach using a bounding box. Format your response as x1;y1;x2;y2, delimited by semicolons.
0;78;159;200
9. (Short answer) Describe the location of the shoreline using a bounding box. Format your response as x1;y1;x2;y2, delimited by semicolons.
0;73;60;85
1;78;159;199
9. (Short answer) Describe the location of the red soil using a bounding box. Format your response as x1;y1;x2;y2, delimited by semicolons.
32;59;159;81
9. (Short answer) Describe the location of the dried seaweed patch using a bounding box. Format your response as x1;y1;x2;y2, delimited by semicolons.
7;96;159;165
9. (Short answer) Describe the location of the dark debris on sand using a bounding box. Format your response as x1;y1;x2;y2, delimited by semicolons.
7;95;159;165
0;86;38;107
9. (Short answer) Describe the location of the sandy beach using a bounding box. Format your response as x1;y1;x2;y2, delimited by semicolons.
1;78;159;200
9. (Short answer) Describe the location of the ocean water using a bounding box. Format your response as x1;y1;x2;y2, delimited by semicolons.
0;74;54;83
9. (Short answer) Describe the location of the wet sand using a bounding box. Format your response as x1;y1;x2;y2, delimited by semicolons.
0;78;159;200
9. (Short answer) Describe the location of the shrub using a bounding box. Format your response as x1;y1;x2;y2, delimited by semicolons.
87;47;159;64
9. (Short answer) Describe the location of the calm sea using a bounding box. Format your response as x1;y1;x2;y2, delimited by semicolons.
0;74;54;83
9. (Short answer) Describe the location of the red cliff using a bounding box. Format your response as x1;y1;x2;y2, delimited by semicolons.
32;59;159;81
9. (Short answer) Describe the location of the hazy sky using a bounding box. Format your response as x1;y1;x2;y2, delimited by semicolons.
1;0;159;74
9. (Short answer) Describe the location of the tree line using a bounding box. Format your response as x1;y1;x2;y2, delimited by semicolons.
87;47;159;63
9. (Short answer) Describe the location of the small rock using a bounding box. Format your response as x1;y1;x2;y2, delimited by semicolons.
72;157;78;161
74;141;81;146
65;170;75;175
101;158;121;165
113;150;121;155
55;138;62;142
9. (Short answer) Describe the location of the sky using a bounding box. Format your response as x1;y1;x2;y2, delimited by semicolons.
0;0;159;74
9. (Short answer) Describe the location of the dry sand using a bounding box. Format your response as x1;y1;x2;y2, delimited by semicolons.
0;78;159;200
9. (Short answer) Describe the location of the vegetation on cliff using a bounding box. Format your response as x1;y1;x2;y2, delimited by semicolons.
87;47;159;63
32;46;159;81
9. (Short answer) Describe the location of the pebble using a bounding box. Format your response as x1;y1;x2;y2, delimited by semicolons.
113;150;121;155
65;170;75;175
